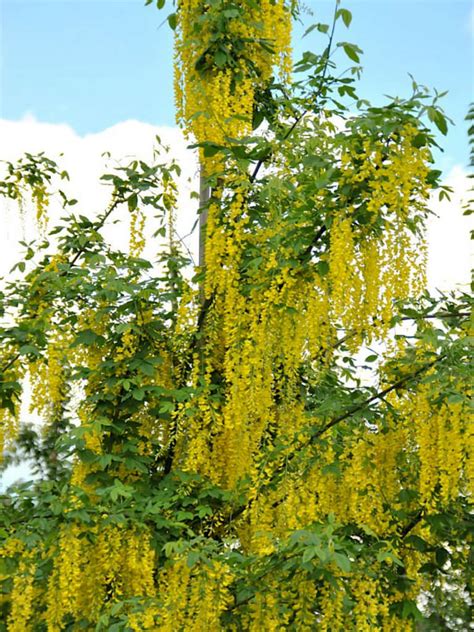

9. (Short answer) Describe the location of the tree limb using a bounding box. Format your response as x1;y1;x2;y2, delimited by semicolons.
311;354;445;440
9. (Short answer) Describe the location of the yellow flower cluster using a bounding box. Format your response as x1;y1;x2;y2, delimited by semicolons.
33;183;49;232
129;166;178;256
42;525;155;630
328;127;430;346
350;576;384;631
174;0;292;168
150;558;233;631
0;408;18;462
245;590;283;631
6;556;35;631
0;360;24;459
318;583;345;631
129;207;146;256
290;573;318;630
406;387;469;507
29;334;67;419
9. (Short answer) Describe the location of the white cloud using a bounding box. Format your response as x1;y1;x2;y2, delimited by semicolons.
0;116;200;277
426;164;472;292
0;115;471;288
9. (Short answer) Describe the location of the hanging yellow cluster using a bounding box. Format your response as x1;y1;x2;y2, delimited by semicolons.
3;525;155;631
174;187;337;488
137;557;234;631
129;206;146;256
6;559;36;632
32;183;50;232
174;0;293;167
0;407;18;462
405;386;470;507
0;356;25;459
129;166;178;256
328;125;430;346
29;329;69;420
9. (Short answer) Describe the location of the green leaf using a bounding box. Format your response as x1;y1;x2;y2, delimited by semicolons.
19;344;40;357
167;12;177;30
337;8;352;28
411;133;427;148
159;401;174;414
435;547;449;567
376;551;403;566
405;535;430;553
223;8;241;18
433;111;448;135
426;169;442;186
400;600;422;620
187;551;200;568
127;193;138;212
202;143;225;158
427;107;448;135
214;50;227;68
197;505;212;518
116;323;132;334
139;362;156;377
303;23;329;37
333;552;351;573
342;43;360;63
322;462;340;476
73;329;105;347
316;260;329;277
302;546;317;563
132;388;145;401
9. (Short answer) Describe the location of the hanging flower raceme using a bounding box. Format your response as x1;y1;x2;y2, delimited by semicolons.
174;0;294;169
326;124;431;345
0;357;24;459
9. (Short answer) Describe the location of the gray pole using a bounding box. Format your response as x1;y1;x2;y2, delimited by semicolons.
198;166;210;271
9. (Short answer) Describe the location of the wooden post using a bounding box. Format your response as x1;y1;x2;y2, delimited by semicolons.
198;166;210;273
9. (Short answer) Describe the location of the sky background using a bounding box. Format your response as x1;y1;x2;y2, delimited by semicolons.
1;0;473;172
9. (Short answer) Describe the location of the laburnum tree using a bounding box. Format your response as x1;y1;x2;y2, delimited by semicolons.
0;1;472;630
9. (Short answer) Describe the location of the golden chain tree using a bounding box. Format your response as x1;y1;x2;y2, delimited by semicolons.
0;1;472;630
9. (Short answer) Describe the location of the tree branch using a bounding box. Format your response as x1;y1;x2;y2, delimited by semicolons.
311;354;445;440
0;353;21;375
401;311;470;321
400;510;424;538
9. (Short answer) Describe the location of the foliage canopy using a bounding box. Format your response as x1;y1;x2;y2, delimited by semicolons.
0;1;472;630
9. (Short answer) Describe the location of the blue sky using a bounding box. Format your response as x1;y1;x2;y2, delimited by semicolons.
1;0;473;172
